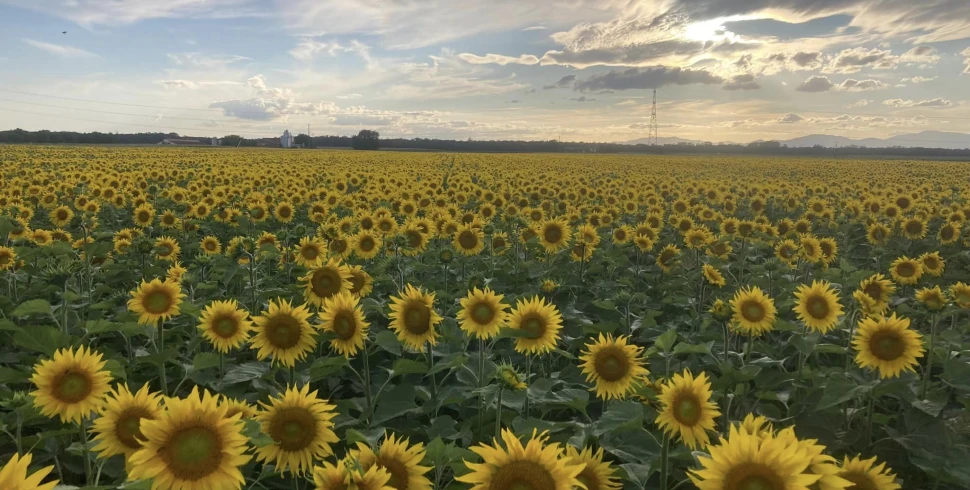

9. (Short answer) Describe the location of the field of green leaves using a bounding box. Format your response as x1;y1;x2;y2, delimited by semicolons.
0;145;968;490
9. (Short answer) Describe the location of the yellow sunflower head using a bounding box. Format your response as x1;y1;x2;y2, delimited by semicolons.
302;258;353;307
295;236;327;268
353;230;382;260
30;345;113;424
564;446;621;490
127;387;251;488
352;432;432;490
91;384;163;459
689;425;821;490
0;246;17;271
457;429;584;490
656;244;681;273
836;455;901;490
918;251;944;277
250;298;317;367
656;369;720;449
0;452;59;490
454;224;485;256
730;286;777;336
127;278;184;325
509;295;563;355
793;280;843;333
538;218;572;253
198;299;253;353
256;384;339;476
579;334;649;400
388;284;443;351
853;313;924;378
702;264;726;288
889;256;922;285
949;282;970;309
915;286;947;311
458;287;509;340
320;291;369;357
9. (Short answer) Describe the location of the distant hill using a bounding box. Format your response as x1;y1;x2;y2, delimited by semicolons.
626;131;970;150
778;131;970;149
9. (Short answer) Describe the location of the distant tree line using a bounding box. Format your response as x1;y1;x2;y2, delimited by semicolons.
2;127;969;158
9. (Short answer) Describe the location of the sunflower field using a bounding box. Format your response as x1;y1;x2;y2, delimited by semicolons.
1;145;969;490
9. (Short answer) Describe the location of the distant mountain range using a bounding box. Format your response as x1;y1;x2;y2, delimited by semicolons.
627;131;970;150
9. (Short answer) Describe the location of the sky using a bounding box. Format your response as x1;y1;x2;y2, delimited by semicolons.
1;0;969;143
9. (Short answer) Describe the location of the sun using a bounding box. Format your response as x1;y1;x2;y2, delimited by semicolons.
578;334;649;400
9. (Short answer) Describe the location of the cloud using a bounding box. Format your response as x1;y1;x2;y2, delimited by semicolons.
778;113;804;124
570;96;596;102
381;50;528;100
506;100;520;104
826;47;897;73
899;76;936;84
159;80;242;90
458;53;540;66
899;45;940;64
574;66;724;92
837;78;889;91
963;47;970;74
796;76;888;92
795;76;834;92
882;98;952;107
167;52;250;68
22;38;98;58
543;75;576;90
209;74;338;121
336;93;363;100
523;26;547;31
722;73;760;91
4;0;264;27
845;99;871;108
791;51;822;68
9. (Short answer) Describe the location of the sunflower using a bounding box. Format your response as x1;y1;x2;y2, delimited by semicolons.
731;286;777;336
656;244;681;273
900;217;927;240
353;230;382;260
950;282;970;308
127;278;183;325
579;334;648;400
251;298;317;367
154;236;180;261
457;429;584;490
538;218;571;253
633;235;654;252
836;455;901;490
800;235;823;263
166;261;187;283
541;279;560;293
889;256;922;285
612;225;633;245
689;425;820;490
0;453;58;490
401;224;429;257
296;236;327;268
319;291;369;357
866;222;890;246
772;428;851;490
343;265;374;298
302;258;352;307
491;232;510;255
312;461;352;490
458;287;509;340
388;284;442;351
702;264;726;287
793;280;843;334
127;387;250;489
656;370;720;449
50;205;74;227
918;251;944;276
91;384;163;459
352;433;432;490
853;313;924;378
454;224;485;256
564;446;621;490
684;227;714;249
0;246;16;271
198;299;253;353
200;235;222;255
220;396;258;420
938;222;960;245
30;345;112;424
915;286;946;311
858;274;895;315
509;295;563;355
818;237;838;265
132;204;155;228
707;240;732;259
256;384;339;476
275;201;296;223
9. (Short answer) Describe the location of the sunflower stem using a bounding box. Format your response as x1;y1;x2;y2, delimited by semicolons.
478;338;486;441
363;341;373;426
721;321;730;364
525;355;532;418
660;434;670;490
744;333;753;364
78;420;91;485
494;386;504;439
863;394;875;446
921;315;938;399
427;342;438;408
158;320;168;395
219;352;224;378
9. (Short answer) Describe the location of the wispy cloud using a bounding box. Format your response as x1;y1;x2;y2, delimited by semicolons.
22;38;99;59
